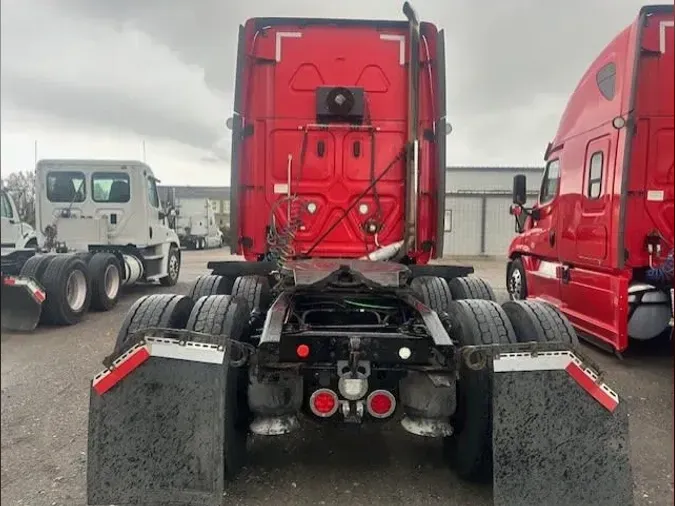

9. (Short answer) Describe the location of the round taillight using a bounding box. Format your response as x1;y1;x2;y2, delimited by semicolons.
366;390;396;418
309;389;339;417
296;344;310;359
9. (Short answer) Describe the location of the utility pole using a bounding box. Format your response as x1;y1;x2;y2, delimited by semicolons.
34;140;38;166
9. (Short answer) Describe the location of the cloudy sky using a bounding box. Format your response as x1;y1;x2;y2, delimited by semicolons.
1;0;647;185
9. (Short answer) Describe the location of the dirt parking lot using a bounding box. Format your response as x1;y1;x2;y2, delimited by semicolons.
1;250;673;506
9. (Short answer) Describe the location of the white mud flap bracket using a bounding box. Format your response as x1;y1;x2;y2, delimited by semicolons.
87;337;231;506
491;351;634;506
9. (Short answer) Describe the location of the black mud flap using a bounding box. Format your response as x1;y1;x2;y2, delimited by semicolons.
87;341;227;506
1;277;44;332
491;351;633;506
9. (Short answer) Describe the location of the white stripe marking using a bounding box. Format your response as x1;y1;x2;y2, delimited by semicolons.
145;336;225;364
659;20;674;54
275;32;302;62
380;34;406;65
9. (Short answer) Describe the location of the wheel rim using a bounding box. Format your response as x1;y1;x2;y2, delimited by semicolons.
66;269;87;312
169;254;179;280
509;269;522;300
104;264;120;300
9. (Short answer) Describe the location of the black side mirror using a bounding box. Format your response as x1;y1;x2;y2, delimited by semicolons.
512;175;527;206
158;210;166;220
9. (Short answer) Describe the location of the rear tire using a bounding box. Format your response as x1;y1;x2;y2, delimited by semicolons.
40;255;91;325
19;253;58;281
501;299;578;347
159;246;181;286
231;275;271;313
443;299;516;483
185;295;251;479
448;276;496;301
410;276;452;313
188;274;233;300
506;257;528;300
89;253;122;311
114;294;194;354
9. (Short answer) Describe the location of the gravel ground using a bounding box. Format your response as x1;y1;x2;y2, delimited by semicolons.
1;250;672;506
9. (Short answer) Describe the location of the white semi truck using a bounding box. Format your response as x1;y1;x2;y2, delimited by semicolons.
1;185;37;249
173;197;223;250
1;159;182;331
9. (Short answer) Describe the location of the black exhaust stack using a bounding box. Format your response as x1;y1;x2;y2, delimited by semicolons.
402;2;421;256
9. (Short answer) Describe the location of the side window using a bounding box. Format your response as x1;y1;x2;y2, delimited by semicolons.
587;152;604;199
596;62;616;100
1;192;13;219
147;178;160;208
539;159;561;204
46;171;86;203
92;172;131;203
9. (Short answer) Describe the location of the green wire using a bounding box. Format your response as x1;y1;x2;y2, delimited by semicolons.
344;299;396;311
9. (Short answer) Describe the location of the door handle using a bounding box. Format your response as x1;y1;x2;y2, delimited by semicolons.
549;230;556;247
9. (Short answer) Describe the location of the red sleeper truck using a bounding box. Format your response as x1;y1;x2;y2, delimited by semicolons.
507;4;674;353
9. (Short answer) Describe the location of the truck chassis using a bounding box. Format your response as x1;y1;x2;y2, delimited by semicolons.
87;260;633;506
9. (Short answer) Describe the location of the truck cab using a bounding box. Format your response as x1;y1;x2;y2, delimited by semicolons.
34;159;181;283
1;187;37;249
507;5;674;352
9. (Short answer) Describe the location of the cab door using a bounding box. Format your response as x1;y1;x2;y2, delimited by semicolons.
524;157;562;303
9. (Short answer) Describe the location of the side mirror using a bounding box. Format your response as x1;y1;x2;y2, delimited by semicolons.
158;210;166;220
512;175;527;206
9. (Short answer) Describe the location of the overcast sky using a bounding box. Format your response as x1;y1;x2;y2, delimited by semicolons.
1;0;647;185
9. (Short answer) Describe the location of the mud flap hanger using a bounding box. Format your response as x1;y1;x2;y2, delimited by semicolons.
95;328;255;396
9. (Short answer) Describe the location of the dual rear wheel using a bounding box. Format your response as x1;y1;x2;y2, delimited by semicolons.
410;275;578;482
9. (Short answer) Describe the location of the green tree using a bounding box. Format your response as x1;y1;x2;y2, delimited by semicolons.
2;171;36;226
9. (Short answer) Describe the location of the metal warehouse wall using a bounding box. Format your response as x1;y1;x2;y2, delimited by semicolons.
442;167;542;257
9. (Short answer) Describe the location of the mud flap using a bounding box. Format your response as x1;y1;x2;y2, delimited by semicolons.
87;340;228;506
1;277;44;331
491;351;633;506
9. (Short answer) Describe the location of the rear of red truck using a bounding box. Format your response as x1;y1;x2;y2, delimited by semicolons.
227;11;448;263
86;5;634;506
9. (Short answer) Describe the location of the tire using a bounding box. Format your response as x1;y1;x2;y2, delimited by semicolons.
501;299;578;347
188;274;233;300
89;253;122;311
19;253;58;281
231;275;271;313
448;276;497;301
114;294;194;355
506;257;527;301
40;255;91;325
443;299;516;483
410;276;452;313
185;295;251;479
159;246;181;286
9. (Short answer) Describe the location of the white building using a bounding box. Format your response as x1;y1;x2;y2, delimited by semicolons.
442;166;542;257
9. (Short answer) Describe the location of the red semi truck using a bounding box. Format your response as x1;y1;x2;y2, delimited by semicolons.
508;5;674;353
87;4;633;506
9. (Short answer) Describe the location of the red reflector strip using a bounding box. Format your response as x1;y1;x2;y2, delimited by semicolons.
92;345;150;396
565;361;619;413
33;289;46;303
3;276;16;286
91;338;226;396
494;351;619;412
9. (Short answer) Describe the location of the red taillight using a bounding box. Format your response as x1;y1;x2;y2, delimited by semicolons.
296;344;310;359
366;390;396;418
309;388;338;417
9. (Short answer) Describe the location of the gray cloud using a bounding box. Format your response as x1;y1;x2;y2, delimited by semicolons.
1;0;648;171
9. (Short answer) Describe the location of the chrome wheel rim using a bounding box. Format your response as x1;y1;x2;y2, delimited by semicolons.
104;264;120;299
509;269;523;300
66;269;87;312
